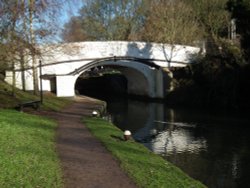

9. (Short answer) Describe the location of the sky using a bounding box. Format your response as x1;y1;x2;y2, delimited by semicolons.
50;1;84;42
59;1;84;27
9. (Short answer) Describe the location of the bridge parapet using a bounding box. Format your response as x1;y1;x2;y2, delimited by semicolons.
41;41;202;67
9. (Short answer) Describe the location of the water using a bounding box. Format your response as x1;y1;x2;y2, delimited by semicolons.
106;98;250;188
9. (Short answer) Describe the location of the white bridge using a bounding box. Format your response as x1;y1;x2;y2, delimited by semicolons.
5;41;202;98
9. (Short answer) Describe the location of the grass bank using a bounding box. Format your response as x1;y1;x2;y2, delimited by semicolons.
84;117;206;188
0;80;71;110
0;110;62;187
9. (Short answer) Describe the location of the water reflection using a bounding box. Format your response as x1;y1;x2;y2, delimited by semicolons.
108;99;250;188
147;124;207;155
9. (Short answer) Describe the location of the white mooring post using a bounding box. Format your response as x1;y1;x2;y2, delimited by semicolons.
124;130;132;141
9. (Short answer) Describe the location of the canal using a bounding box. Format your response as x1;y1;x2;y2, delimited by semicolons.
76;75;250;188
106;98;250;188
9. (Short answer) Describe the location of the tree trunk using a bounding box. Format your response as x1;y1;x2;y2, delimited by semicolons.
29;0;39;95
20;0;26;91
20;50;26;91
11;62;16;97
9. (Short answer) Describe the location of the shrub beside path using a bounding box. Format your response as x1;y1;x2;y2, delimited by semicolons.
42;96;137;188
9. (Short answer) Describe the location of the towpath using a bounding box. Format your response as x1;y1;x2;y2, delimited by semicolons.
38;96;137;188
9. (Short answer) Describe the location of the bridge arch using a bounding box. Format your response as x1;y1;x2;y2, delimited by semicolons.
68;57;163;98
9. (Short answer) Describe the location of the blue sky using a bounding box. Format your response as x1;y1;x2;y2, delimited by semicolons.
59;1;84;27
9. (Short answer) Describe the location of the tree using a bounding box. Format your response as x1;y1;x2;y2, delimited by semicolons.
185;0;230;39
141;0;202;45
0;0;21;94
227;0;250;61
62;0;148;41
0;0;70;94
62;17;88;42
62;0;212;45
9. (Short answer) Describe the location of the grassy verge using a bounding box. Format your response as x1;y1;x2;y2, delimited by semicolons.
0;80;72;111
0;110;62;188
42;93;72;111
84;117;206;188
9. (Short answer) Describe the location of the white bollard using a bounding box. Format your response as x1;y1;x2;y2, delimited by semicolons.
92;111;98;117
124;130;132;141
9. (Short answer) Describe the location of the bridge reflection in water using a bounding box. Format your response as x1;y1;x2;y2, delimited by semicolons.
107;99;250;188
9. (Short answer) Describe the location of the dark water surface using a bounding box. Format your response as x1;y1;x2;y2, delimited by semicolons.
106;98;250;188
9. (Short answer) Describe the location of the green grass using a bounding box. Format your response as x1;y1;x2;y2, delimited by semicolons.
0;110;62;188
42;93;72;111
84;117;206;188
0;80;72;111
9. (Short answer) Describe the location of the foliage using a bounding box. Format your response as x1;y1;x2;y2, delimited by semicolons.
185;0;230;39
192;56;240;108
0;0;69;94
219;38;246;66
227;0;250;61
168;51;250;109
84;117;206;188
62;0;232;45
0;109;62;188
142;0;203;45
62;17;87;42
63;0;147;41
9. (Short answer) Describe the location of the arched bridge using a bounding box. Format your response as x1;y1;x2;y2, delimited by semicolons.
5;41;202;98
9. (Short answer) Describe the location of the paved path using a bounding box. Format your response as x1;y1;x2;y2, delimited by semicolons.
49;96;137;188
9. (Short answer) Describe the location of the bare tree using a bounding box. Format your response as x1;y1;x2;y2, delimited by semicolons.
137;0;203;67
62;0;148;41
0;0;73;94
141;0;202;45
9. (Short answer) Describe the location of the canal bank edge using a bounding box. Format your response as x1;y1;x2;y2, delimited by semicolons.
84;116;206;188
